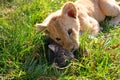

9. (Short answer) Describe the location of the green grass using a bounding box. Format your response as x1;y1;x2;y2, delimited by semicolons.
0;0;120;80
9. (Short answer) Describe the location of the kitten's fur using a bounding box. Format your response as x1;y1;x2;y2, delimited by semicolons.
46;37;74;67
48;44;74;67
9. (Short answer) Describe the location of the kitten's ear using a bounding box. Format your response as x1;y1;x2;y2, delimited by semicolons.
62;1;77;18
48;44;56;52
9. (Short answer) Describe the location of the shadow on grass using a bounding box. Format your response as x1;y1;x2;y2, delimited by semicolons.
100;17;120;34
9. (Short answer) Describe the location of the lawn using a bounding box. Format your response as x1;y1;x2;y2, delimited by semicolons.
0;0;120;80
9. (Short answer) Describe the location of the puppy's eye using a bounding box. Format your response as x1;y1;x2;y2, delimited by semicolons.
68;29;72;35
56;38;61;41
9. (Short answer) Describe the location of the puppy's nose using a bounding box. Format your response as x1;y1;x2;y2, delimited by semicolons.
70;54;74;59
70;46;75;52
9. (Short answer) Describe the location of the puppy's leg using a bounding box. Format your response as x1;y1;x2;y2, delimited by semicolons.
80;16;100;36
88;17;101;36
99;0;120;25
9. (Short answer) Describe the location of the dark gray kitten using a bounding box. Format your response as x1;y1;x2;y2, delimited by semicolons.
48;44;74;67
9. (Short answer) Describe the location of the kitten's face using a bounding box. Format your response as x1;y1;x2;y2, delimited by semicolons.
48;44;74;67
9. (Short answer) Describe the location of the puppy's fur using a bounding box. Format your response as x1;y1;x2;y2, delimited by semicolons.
37;0;120;51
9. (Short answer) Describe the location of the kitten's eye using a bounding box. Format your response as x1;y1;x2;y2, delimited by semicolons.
68;29;72;35
56;38;61;41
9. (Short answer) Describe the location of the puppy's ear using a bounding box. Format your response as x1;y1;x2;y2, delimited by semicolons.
36;23;49;34
36;15;52;34
62;2;77;18
48;44;56;52
118;2;120;6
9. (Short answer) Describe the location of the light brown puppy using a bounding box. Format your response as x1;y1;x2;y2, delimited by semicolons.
36;0;120;52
